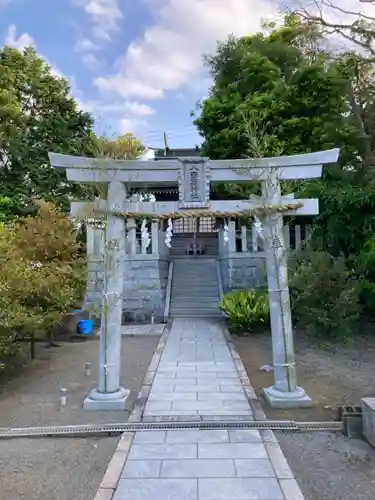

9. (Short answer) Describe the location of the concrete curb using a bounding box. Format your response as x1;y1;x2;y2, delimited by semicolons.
224;326;306;500
92;323;171;500
93;432;134;500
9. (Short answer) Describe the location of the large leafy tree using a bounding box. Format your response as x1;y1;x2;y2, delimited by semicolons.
95;133;145;159
194;14;375;257
194;15;357;161
0;46;97;214
294;48;375;256
0;200;86;349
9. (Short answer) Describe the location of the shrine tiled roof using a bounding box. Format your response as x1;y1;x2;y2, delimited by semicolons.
154;147;201;159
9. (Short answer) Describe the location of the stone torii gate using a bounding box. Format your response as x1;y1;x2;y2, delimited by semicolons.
49;148;339;410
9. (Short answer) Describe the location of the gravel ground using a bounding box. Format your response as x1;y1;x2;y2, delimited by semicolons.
275;432;375;500
235;331;375;500
0;336;159;500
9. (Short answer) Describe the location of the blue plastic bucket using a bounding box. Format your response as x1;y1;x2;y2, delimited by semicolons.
77;319;93;335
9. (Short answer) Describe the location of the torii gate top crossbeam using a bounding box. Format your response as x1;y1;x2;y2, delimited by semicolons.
48;148;339;186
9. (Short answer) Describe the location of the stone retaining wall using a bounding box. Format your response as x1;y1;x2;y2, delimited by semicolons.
85;257;169;322
123;257;169;322
86;253;266;320
219;254;265;291
86;258;103;312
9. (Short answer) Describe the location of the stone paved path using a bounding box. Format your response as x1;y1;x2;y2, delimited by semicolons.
111;319;304;500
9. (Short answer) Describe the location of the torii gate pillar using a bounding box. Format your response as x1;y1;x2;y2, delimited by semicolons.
261;170;311;408
83;181;130;410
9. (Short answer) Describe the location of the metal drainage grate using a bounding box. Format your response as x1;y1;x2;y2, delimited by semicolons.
0;419;344;439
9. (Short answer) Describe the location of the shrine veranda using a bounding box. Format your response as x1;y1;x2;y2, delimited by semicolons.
49;148;339;409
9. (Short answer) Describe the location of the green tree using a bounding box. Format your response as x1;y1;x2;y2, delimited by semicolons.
296;54;375;256
194;16;355;160
194;14;375;256
194;13;375;322
94;133;145;159
0;200;86;353
0;46;97;214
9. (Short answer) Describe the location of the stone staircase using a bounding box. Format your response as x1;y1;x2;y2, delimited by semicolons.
169;257;222;318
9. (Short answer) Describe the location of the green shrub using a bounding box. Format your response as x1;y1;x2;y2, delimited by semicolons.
289;249;361;342
0;200;86;359
220;289;269;334
359;280;375;316
353;236;375;316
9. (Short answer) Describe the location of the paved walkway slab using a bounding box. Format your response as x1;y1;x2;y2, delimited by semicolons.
108;318;304;500
143;319;252;419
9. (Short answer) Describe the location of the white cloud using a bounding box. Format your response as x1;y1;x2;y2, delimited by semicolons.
119;118;147;135
124;101;155;116
78;98;155;117
74;37;99;53
73;0;122;70
73;37;101;70
4;24;35;51
81;52;101;70
110;102;156;137
73;0;122;41
93;0;277;100
79;97;155;137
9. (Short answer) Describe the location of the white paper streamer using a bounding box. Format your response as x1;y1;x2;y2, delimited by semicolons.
223;219;229;244
165;218;173;248
253;216;265;241
141;219;151;249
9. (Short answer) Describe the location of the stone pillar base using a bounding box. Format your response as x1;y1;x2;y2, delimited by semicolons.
263;385;312;409
83;387;130;411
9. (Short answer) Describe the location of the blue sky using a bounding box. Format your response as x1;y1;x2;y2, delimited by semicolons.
1;0;358;150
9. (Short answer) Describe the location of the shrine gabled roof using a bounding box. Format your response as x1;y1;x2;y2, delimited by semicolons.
154;147;201;159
